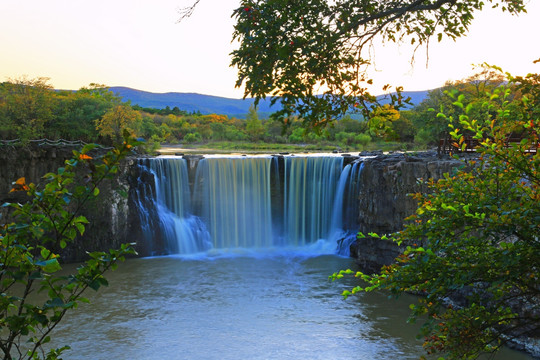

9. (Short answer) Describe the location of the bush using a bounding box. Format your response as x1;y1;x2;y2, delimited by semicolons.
288;128;305;143
333;69;540;359
354;132;371;146
183;132;202;143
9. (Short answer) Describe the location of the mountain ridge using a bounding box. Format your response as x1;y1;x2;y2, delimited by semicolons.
109;86;429;119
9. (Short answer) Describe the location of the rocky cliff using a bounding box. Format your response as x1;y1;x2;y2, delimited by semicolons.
0;143;144;262
351;151;463;273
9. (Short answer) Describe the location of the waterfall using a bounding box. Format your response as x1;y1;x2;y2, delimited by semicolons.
135;155;364;255
137;158;212;254
282;156;344;246
193;157;274;249
328;162;364;256
328;164;352;242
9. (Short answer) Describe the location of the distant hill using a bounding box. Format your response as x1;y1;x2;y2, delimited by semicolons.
109;86;429;119
395;90;430;108
109;87;277;119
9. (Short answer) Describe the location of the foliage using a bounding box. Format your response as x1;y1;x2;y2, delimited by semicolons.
48;87;117;142
2;73;530;152
367;104;400;139
354;133;372;147
410;66;508;145
245;105;265;141
0;133;139;359
392;117;416;142
0;77;54;142
331;68;540;359
95;105;141;143
230;0;525;129
0;81;120;143
183;132;202;143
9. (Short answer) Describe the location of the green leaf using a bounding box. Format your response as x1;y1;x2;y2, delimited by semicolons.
36;259;61;273
74;222;85;235
45;297;65;308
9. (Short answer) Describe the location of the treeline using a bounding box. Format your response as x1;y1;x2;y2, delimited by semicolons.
0;77;374;149
0;69;512;150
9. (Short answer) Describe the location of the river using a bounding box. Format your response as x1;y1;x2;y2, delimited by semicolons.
51;250;532;360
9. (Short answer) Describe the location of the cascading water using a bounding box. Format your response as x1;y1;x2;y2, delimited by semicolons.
137;158;212;254
135;155;364;255
329;162;365;255
193;157;274;249
282;156;344;246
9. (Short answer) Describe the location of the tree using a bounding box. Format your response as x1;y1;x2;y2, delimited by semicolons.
410;65;510;145
0;133;139;359
332;67;540;359
77;83;121;105
245;104;264;141
48;88;115;142
367;104;400;139
0;77;54;141
391;111;416;142
95;104;141;143
229;0;526;129
409;83;456;145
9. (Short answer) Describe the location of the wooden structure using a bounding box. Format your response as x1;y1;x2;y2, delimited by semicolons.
438;133;538;156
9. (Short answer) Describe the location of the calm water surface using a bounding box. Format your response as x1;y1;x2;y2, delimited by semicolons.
53;252;532;360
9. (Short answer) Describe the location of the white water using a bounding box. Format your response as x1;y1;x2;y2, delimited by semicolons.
137;156;361;255
194;157;274;248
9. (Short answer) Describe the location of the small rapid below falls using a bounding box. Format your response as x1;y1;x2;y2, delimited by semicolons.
134;155;363;255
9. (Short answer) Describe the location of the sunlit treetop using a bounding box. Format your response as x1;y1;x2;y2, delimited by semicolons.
229;0;527;130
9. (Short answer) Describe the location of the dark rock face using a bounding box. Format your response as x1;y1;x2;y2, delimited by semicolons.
352;152;463;273
0;144;143;262
350;236;405;274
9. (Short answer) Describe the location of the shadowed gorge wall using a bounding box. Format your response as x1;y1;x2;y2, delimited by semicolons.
0;144;140;262
352;152;463;273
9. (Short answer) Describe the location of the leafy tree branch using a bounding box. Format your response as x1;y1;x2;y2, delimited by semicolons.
0;132;139;359
332;66;540;359
229;0;526;129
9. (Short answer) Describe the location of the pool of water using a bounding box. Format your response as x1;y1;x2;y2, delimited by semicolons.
51;252;533;359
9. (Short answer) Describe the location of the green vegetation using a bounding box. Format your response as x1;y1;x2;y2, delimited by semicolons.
0;77;408;152
229;1;536;358
230;0;525;130
0;77;446;153
332;67;540;359
0;134;139;359
0;0;535;358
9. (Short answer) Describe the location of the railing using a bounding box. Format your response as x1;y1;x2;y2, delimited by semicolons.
438;134;538;155
0;138;112;149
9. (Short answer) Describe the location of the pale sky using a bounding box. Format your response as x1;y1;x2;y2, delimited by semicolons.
0;0;538;99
